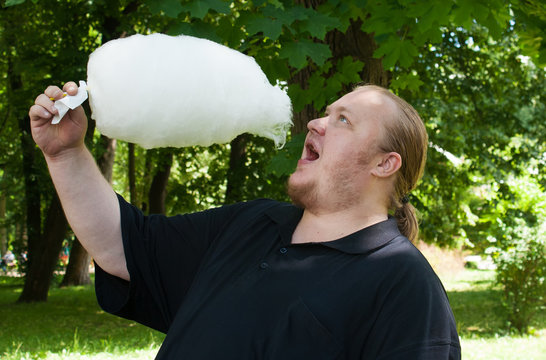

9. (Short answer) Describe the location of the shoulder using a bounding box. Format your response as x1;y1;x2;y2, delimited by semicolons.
368;236;452;310
361;237;460;358
377;236;438;278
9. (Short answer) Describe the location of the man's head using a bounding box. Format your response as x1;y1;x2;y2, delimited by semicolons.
288;85;428;241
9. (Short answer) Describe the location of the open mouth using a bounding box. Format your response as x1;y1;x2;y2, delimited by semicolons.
304;141;320;161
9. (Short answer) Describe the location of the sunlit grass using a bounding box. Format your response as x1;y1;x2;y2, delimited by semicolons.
440;269;546;360
0;276;163;360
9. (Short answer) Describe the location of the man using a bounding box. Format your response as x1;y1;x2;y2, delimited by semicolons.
30;82;461;359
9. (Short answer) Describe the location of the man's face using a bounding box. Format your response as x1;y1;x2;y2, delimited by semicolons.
288;89;395;212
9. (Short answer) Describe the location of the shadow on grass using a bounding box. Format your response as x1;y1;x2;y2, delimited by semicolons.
449;288;506;338
448;287;546;338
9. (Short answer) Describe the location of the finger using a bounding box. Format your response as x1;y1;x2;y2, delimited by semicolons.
44;85;64;100
35;94;58;114
63;81;79;96
29;104;53;121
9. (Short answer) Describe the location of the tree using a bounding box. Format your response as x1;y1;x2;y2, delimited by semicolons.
1;0;149;300
2;0;544;313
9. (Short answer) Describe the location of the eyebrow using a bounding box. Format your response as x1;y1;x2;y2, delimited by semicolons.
325;105;349;115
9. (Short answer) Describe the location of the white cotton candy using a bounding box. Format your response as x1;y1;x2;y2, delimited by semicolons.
86;33;292;149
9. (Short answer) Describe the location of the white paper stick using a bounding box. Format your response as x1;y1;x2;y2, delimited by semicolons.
51;80;88;124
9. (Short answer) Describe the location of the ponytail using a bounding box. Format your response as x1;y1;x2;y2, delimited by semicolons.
394;201;420;243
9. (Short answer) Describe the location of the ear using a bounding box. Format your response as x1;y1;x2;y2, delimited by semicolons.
371;152;402;178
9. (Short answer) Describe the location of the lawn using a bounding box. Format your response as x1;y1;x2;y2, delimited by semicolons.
0;276;163;359
1;268;545;359
444;269;546;360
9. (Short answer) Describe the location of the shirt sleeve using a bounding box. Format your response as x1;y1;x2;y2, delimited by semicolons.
361;241;461;360
95;194;245;333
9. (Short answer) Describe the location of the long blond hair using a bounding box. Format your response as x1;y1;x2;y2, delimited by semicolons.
354;85;428;242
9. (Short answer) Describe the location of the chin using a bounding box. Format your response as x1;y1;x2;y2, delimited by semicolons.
287;173;316;209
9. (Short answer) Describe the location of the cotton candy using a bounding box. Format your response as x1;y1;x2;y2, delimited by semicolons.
86;33;292;149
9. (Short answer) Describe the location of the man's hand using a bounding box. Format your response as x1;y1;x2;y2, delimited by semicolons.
28;81;87;158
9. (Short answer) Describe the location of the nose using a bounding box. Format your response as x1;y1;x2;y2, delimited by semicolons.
307;116;327;136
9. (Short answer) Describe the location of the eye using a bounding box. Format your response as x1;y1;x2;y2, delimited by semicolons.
339;115;349;124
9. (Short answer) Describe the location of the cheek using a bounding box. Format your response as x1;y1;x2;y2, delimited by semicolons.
321;142;359;168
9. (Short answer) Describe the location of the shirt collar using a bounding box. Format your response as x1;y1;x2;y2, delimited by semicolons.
265;203;402;255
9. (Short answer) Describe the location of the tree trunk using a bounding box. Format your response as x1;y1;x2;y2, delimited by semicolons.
18;193;68;302
326;18;390;88
17;112;50;302
96;135;117;183
128;142;137;204
0;193;6;255
19;114;71;301
148;150;173;215
290;1;390;132
13;25;70;298
224;134;248;204
140;150;155;213
0;164;6;255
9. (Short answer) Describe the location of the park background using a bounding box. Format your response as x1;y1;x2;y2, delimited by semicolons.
0;0;544;359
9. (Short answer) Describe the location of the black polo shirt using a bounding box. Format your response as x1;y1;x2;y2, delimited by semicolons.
95;196;461;359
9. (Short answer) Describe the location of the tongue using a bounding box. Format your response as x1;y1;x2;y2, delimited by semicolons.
307;149;319;160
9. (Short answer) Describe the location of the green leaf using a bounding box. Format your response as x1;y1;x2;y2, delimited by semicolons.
398;41;419;68
321;0;356;32
279;39;331;69
304;41;331;66
256;57;291;84
246;15;284;40
374;35;404;69
390;72;424;92
181;1;209;19
307;73;328;110
144;0;184;18
167;20;222;43
452;0;475;29
265;0;284;10
181;0;231;19
5;0;26;6
167;21;193;36
245;5;314;40
299;11;341;39
279;42;307;69
287;84;308;113
361;1;408;36
404;1;433;18
416;2;452;34
206;0;231;14
336;56;363;81
262;4;309;24
267;133;306;176
216;17;245;48
482;11;506;39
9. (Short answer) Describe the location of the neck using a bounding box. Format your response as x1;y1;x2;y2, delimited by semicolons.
291;204;388;244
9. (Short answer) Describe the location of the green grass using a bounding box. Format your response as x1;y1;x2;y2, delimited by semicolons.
1;269;545;359
0;276;164;359
441;269;546;359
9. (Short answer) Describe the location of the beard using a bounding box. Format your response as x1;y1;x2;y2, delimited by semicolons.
287;147;375;212
287;173;318;209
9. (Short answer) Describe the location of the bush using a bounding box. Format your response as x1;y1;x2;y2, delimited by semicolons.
490;220;546;334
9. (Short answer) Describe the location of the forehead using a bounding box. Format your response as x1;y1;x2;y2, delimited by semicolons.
328;89;397;122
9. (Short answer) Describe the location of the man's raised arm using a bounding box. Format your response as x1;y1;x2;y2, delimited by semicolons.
29;81;129;281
